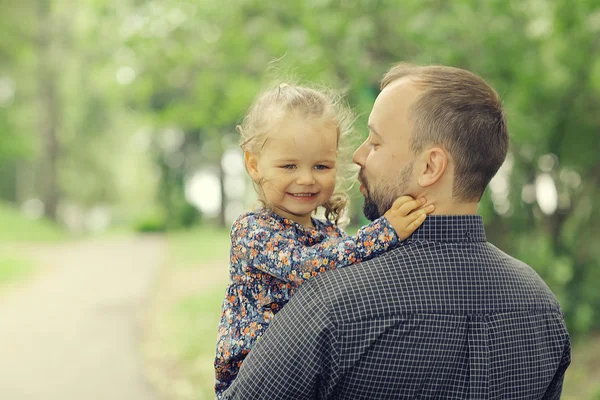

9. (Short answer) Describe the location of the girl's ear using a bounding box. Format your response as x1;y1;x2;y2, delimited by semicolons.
245;152;260;182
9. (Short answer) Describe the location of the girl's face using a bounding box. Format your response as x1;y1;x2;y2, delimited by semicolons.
246;114;338;227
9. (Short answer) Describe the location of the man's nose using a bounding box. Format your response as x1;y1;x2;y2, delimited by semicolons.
352;141;367;167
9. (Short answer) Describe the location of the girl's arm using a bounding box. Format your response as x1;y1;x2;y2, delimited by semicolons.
233;198;431;285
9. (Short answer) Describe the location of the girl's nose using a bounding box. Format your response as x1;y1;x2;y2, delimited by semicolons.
296;169;316;185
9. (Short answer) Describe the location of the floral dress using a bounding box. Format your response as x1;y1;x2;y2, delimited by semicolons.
214;208;400;397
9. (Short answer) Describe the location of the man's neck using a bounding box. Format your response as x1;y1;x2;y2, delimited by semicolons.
430;202;479;215
417;192;479;215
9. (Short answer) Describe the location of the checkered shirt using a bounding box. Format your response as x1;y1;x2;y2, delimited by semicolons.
223;215;571;400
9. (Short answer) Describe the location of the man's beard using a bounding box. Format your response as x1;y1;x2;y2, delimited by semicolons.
359;162;414;221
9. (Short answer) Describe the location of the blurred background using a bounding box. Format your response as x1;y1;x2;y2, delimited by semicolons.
1;0;599;399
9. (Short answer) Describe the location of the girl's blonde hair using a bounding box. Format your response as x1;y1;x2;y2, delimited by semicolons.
238;83;355;226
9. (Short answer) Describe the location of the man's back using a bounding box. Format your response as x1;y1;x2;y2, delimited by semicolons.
320;216;569;399
224;216;570;400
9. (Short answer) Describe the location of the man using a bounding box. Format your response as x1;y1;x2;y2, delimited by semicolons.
223;63;571;399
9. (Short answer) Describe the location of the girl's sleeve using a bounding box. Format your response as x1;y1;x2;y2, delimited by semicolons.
232;213;400;285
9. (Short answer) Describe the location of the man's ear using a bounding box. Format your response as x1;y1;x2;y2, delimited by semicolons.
418;147;448;188
245;152;260;182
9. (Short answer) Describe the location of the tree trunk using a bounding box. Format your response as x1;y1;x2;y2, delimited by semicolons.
218;157;227;228
37;0;60;221
15;162;34;205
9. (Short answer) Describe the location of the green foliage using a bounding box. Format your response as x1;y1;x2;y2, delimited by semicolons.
1;0;599;340
132;202;200;233
0;110;30;166
134;212;168;233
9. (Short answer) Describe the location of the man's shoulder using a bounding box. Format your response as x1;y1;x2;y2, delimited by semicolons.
305;241;563;320
304;249;406;322
486;243;562;306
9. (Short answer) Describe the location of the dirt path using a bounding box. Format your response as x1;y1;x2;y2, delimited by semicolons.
0;235;166;400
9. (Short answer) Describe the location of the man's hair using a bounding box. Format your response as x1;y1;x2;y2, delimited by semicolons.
381;63;509;202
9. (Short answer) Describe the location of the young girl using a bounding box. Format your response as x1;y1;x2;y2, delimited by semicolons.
214;83;432;397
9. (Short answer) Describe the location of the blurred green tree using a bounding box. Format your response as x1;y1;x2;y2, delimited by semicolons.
2;0;599;339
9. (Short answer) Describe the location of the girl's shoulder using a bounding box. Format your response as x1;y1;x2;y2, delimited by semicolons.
232;209;345;240
232;208;289;232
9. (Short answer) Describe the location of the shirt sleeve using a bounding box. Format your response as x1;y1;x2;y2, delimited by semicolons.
232;213;399;285
222;278;338;399
542;336;571;400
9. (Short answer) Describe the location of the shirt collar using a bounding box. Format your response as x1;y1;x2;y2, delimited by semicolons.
407;215;487;243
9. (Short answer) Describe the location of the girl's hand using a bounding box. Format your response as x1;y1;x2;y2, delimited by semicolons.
383;196;435;240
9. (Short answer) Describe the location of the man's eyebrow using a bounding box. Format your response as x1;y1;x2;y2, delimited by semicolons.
368;124;382;138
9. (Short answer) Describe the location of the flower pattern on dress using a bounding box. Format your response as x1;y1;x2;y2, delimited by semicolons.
214;208;399;397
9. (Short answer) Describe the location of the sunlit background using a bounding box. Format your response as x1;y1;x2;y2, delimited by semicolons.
1;0;599;399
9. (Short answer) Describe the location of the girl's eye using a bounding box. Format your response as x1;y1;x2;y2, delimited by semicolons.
314;165;329;170
281;164;296;170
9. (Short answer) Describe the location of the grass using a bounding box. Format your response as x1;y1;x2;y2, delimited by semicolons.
0;202;68;290
167;226;231;266
0;202;68;243
144;225;230;399
0;255;37;288
168;287;225;399
562;336;600;399
166;225;229;399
